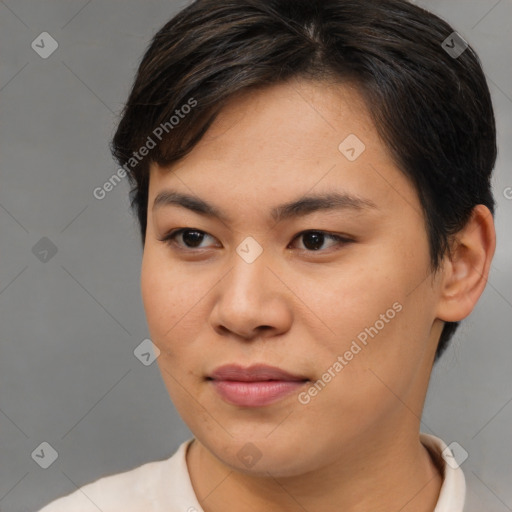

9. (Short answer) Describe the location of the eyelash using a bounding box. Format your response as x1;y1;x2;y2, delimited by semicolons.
158;228;354;254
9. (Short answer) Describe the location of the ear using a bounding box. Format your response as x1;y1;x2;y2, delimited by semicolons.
436;204;496;322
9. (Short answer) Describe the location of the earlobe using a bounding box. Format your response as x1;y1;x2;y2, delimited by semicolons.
436;204;496;322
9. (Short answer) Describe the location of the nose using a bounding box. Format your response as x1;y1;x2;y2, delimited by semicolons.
209;246;293;341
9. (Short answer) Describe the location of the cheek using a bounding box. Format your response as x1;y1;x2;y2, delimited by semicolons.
312;243;433;375
315;262;402;340
316;285;436;428
141;248;202;352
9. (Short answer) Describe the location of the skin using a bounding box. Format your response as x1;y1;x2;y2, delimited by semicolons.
140;79;495;512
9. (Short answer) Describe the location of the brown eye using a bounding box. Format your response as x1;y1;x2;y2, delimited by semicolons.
159;229;217;249
290;231;353;252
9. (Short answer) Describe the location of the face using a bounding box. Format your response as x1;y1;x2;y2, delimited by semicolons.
141;79;445;477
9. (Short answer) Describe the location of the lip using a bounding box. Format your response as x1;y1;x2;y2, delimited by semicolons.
208;364;309;407
209;363;307;382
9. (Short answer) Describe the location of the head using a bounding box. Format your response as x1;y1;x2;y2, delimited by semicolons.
111;0;496;476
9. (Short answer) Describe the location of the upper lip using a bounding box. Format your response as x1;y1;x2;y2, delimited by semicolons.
209;364;308;382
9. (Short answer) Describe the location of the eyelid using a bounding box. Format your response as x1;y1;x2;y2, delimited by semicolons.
158;228;354;253
157;228;220;250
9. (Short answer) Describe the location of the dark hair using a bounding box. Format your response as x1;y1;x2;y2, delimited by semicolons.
111;0;496;361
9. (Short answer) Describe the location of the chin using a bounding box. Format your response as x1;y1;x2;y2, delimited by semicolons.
203;434;317;478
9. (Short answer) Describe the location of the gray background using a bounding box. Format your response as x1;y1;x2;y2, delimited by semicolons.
0;1;510;511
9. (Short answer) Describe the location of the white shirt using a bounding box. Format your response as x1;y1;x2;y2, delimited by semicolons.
38;433;465;512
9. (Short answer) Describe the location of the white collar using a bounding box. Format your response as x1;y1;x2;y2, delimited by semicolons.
420;433;466;511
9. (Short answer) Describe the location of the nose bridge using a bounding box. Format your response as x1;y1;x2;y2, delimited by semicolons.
228;235;271;299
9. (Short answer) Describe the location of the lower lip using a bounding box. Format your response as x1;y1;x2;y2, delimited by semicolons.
210;380;308;407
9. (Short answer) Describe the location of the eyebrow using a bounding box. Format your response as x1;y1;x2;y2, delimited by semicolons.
152;189;378;224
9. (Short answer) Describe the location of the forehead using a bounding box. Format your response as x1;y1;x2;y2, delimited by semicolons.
179;80;374;164
148;80;421;223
